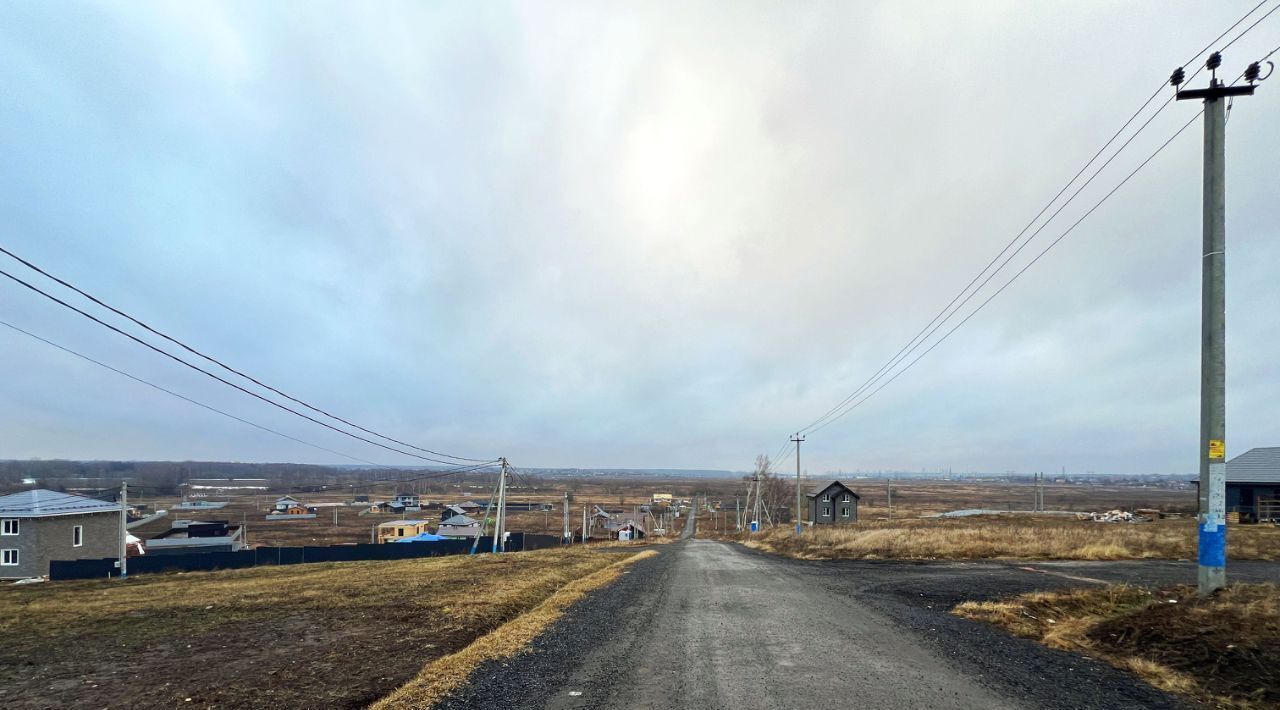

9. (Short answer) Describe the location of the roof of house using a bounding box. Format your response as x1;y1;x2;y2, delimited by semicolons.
0;489;122;518
444;504;467;513
379;519;429;527
804;480;860;499
392;532;448;543
275;495;300;502
440;514;480;527
1227;447;1280;484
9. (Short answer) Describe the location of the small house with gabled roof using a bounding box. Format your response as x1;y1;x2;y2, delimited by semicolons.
438;514;482;538
806;480;860;525
0;489;122;579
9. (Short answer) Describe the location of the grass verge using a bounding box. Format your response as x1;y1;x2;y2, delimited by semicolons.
372;549;657;709
0;547;637;709
711;517;1279;560
955;583;1279;707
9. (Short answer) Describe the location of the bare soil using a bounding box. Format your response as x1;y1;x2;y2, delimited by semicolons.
0;547;630;709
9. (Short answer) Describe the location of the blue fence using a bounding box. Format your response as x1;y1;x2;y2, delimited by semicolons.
49;532;564;581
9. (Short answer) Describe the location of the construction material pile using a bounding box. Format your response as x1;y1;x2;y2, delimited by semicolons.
1088;509;1150;523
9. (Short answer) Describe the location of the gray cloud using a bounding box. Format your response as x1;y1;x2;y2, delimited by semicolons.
0;1;1276;474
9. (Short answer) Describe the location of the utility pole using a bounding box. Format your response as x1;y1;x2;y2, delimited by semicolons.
492;457;508;553
117;481;127;579
886;479;893;520
792;434;805;535
1174;53;1260;595
563;491;570;544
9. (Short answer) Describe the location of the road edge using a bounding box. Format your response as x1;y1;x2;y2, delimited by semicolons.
372;549;659;710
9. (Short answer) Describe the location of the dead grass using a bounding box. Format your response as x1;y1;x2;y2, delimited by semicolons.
0;547;636;708
715;517;1279;561
373;550;657;709
956;583;1280;708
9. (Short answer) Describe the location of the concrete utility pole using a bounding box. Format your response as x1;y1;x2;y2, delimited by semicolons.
492;457;509;553
886;479;893;520
792;434;805;535
1174;53;1260;595
563;491;570;544
117;481;127;579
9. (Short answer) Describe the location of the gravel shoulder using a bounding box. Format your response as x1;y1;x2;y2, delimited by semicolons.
436;541;1280;709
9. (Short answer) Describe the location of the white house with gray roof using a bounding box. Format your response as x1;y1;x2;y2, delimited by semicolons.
0;489;122;579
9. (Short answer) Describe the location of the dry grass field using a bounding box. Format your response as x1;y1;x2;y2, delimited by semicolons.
955;583;1280;708
714;517;1280;561
0;547;640;709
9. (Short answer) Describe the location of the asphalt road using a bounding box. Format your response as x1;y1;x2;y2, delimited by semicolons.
439;540;1278;710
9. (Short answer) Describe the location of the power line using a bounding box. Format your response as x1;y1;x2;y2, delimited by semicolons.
0;317;391;468
0;244;488;463
807;47;1276;435
794;2;1275;437
810;109;1205;434
0;266;483;467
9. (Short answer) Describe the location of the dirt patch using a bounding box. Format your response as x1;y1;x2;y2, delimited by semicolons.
0;548;632;708
955;583;1279;708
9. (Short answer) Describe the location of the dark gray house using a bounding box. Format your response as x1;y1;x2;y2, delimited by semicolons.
806;480;860;525
146;520;246;555
1224;447;1280;523
0;489;122;579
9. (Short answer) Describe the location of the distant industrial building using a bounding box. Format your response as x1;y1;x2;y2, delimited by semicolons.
0;489;122;579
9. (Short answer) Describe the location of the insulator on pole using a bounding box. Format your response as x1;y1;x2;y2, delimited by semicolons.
1245;61;1261;84
1171;66;1186;87
1207;51;1222;71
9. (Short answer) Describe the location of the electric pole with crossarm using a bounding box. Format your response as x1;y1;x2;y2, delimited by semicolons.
1172;51;1263;595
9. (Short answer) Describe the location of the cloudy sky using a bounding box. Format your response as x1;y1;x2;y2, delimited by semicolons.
0;1;1276;475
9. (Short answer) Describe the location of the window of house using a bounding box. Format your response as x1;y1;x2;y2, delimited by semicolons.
1;549;17;566
1;519;17;536
73;525;83;547
842;494;851;502
821;494;830;502
822;506;831;516
841;507;851;518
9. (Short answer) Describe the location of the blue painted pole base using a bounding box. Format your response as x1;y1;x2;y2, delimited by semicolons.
1198;521;1226;568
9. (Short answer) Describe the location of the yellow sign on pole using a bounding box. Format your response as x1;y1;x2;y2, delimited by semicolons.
1209;439;1225;459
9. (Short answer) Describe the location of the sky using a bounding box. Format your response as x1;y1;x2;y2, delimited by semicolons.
0;1;1277;475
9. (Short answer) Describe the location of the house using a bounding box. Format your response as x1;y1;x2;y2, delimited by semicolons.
440;504;469;521
392;493;421;510
0;489;122;579
652;493;674;504
589;507;649;539
377;519;433;544
1224;447;1280;523
438;514;482;538
806;480;860;525
146;520;246;555
272;496;303;512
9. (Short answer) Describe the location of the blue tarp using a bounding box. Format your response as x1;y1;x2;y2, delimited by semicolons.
393;533;449;543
